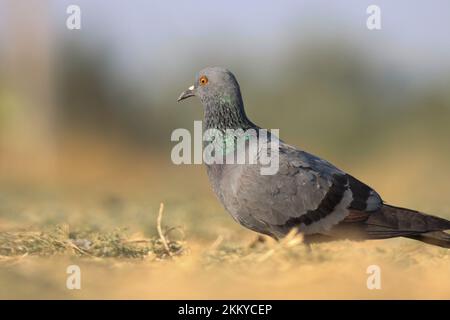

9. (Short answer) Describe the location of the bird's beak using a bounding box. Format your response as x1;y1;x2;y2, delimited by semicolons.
177;85;196;102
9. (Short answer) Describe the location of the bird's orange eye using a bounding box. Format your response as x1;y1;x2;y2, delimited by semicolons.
199;76;208;85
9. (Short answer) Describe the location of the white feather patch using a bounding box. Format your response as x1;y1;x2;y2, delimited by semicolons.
365;190;381;211
300;189;353;235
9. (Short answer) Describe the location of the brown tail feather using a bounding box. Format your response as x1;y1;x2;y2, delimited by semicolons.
405;231;450;249
364;204;450;247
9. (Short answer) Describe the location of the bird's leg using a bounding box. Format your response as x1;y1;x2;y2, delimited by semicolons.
248;234;268;249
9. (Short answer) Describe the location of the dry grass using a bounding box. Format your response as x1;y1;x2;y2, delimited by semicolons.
1;213;449;300
1;228;449;299
0;140;449;299
0;205;185;260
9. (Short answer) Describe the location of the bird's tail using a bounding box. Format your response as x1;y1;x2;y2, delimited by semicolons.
405;231;450;249
365;204;450;248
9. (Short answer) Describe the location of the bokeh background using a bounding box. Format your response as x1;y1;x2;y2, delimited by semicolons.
0;0;449;299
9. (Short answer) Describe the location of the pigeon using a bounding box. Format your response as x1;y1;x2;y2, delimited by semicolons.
178;66;450;248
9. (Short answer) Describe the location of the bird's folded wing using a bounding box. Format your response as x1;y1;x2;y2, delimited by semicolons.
232;144;382;237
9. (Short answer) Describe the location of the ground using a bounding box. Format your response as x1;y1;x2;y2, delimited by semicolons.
0;141;449;299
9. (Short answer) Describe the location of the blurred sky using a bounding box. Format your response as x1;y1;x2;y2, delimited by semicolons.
57;0;450;71
2;0;450;85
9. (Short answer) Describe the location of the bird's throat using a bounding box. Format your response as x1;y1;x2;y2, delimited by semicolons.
203;94;254;133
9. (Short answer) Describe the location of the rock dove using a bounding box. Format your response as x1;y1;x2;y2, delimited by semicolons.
178;67;450;248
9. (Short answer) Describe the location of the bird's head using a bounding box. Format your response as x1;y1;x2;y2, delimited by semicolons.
177;67;253;130
177;67;242;106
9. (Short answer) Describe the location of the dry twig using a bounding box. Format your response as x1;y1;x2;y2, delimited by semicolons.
157;202;172;257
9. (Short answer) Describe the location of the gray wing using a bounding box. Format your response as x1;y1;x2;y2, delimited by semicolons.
224;142;382;238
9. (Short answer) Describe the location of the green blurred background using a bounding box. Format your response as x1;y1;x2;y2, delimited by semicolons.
0;0;449;240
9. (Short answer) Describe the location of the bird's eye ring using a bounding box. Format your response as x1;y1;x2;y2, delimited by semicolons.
199;76;208;86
